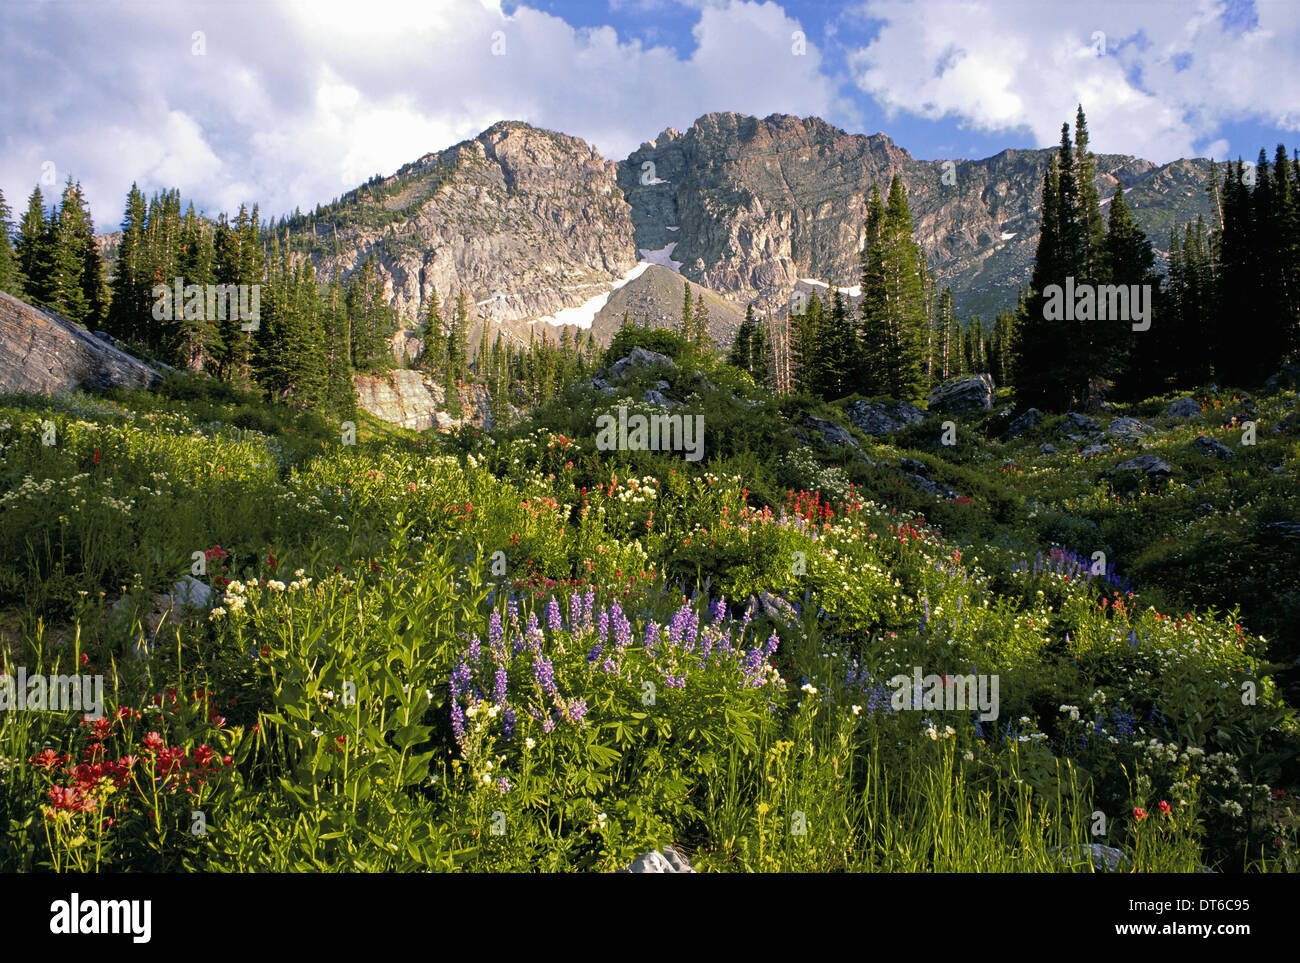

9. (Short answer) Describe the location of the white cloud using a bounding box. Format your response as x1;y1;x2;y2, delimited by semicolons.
845;0;1300;162
0;0;841;225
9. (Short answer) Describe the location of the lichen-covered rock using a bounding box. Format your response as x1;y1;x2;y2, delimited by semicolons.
1108;416;1153;439
0;291;162;395
610;347;676;380
845;399;925;436
927;374;995;414
797;415;857;448
1113;454;1173;479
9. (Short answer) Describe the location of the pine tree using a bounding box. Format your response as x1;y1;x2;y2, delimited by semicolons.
1103;189;1160;400
857;176;928;402
728;304;754;370
693;293;711;347
418;288;446;375
16;187;54;308
0;188;25;297
108;185;149;344
680;281;693;339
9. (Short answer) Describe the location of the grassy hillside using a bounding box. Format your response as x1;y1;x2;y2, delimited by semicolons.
0;356;1296;872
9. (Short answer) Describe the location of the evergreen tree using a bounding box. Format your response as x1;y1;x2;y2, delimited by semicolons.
108;184;149;344
0;189;24;297
16;187;54;308
728;304;754;370
857;176;928;402
1103;188;1160;400
680;281;693;339
418;288;446;375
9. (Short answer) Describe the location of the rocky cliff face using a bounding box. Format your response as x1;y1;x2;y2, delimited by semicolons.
621;113;1212;319
285;112;1218;347
352;370;507;432
0;290;162;395
306;121;638;342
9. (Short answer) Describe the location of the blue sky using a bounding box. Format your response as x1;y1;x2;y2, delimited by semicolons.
2;0;1297;227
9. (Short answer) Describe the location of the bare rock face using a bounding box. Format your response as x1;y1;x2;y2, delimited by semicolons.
352;370;504;432
308;121;639;337
0;291;162;395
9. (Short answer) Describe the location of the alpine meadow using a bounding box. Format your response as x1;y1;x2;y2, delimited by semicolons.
2;0;1299;902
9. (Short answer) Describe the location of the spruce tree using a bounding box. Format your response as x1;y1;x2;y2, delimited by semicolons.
17;187;54;308
0;188;25;297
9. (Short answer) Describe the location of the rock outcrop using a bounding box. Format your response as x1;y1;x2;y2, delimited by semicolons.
0;291;162;395
928;374;995;414
846;399;925;436
352;369;502;431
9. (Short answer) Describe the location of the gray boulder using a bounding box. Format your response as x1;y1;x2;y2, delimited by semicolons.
799;416;856;448
927;374;995;414
1053;843;1131;873
746;591;799;626
1003;407;1043;439
1261;521;1300;541
642;389;679;408
621;846;695;873
1192;435;1234;459
1165;397;1202;421
1108;417;1153;439
1065;412;1102;433
1039;443;1058;455
1113;454;1173;479
1079;443;1111;457
610;347;676;380
590;378;616;395
845;399;926;436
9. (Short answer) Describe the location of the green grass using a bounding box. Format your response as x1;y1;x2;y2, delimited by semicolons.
0;370;1296;872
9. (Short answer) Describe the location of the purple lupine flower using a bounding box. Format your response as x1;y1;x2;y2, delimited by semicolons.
567;592;580;630
492;666;509;707
597;607;610;646
466;633;482;664
496;777;511;794
582;587;596;632
743;644;763;682
542;714;556;734
710;597;726;623
643;621;661;655
601;657;618;674
568;698;589;724
526;612;544;651
503;705;516;741
612;603;631;652
685;610;700;649
546;597;563;633
763;631;779;659
667;606;689;649
587;642;604;665
489;611;506;661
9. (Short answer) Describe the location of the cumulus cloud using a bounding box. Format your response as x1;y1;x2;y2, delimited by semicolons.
0;0;840;225
844;0;1300;162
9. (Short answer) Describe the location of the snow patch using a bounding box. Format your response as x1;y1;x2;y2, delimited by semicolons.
1000;232;1017;241
639;242;682;272
530;262;653;330
798;278;861;297
665;226;680;232
645;177;669;185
